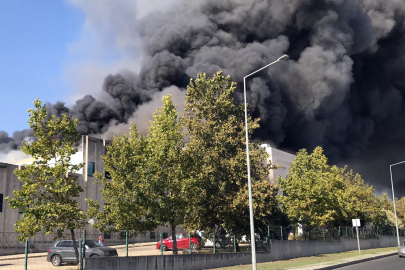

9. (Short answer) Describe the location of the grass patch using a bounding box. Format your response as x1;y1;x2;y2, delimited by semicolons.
212;247;397;270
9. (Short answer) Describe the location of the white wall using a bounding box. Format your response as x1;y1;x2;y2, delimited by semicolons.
260;144;296;195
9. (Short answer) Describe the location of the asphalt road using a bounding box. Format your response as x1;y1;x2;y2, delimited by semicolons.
336;254;403;270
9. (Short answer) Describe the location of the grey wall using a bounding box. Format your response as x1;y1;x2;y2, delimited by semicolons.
84;236;399;270
0;163;22;233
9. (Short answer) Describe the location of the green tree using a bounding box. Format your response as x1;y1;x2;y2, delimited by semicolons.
336;168;376;226
182;71;279;236
277;147;344;229
370;193;405;230
396;197;405;225
6;99;85;262
87;124;157;234
146;94;190;254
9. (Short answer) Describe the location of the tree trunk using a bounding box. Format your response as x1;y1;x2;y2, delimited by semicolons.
171;223;177;254
71;229;80;263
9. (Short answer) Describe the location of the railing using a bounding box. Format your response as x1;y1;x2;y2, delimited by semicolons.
0;225;403;254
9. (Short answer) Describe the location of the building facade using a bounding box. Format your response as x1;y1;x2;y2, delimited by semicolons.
0;136;174;243
260;144;296;195
0;138;296;240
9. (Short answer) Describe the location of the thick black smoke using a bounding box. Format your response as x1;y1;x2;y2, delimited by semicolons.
1;0;405;196
0;129;34;153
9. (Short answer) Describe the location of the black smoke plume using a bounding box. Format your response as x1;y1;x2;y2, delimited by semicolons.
1;0;405;196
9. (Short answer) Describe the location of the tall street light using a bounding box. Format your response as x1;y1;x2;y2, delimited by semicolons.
243;54;289;270
390;160;405;246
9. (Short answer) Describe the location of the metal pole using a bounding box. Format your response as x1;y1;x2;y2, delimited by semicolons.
355;226;361;254
189;233;192;254
160;232;163;255
83;230;86;260
243;55;288;270
213;234;216;254
79;240;82;270
390;165;401;246
267;226;270;252
234;234;237;253
243;77;256;269
126;231;128;257
24;240;28;270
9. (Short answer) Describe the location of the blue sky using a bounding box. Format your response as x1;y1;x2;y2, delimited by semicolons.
0;0;84;135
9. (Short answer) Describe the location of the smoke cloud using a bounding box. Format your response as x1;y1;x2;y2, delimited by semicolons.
1;0;405;196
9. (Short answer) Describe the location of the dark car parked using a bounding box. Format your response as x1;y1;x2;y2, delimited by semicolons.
47;240;118;266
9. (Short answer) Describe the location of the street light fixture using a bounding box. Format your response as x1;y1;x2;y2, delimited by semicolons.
390;160;405;246
243;54;289;270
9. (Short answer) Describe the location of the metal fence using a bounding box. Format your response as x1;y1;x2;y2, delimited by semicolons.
0;225;404;256
268;225;405;241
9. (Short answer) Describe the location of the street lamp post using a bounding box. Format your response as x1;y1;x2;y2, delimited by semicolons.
243;54;289;270
390;160;405;246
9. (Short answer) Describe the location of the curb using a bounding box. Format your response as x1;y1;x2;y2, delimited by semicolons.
314;252;397;270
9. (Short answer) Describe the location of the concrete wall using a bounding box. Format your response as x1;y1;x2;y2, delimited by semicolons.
85;236;399;270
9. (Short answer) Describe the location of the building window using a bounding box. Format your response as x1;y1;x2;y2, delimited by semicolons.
150;232;155;240
104;232;111;239
18;205;28;214
162;232;168;239
0;194;3;212
105;171;111;179
88;162;95;177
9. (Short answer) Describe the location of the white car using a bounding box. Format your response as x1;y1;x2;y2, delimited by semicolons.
196;230;228;248
399;240;405;258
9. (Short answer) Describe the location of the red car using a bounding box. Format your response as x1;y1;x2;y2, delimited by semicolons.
156;233;202;251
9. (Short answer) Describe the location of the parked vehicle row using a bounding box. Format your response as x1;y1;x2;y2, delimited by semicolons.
47;240;117;266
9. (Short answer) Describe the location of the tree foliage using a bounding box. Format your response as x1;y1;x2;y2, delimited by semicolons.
278;146;396;231
146;95;191;254
182;71;279;236
6;99;85;261
396;197;405;225
87;124;156;233
90;95;190;254
277;147;343;229
335;168;376;226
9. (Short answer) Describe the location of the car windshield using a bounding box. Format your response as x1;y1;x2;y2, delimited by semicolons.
402;241;405;246
85;240;101;248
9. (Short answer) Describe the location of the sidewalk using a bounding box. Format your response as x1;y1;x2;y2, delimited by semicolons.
211;247;398;270
287;250;397;270
0;241;156;261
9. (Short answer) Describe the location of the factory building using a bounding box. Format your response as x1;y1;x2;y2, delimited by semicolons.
0;137;296;238
260;144;296;195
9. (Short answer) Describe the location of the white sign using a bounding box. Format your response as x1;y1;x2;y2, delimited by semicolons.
352;219;361;227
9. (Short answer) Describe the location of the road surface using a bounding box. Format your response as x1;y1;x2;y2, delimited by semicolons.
337;254;403;270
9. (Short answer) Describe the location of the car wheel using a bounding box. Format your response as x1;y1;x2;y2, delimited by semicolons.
190;243;198;251
161;244;167;251
51;255;62;266
90;254;100;258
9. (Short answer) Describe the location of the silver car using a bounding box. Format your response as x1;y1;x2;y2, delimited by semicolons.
399;240;405;258
47;240;117;266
